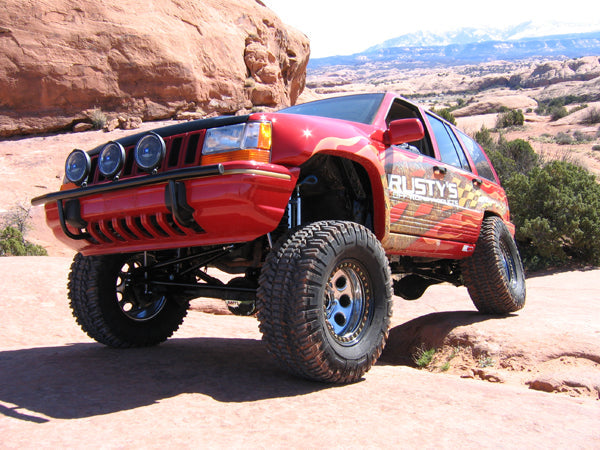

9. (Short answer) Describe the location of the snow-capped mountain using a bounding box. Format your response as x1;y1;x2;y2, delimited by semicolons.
309;22;600;69
366;24;527;50
366;21;600;50
365;21;600;52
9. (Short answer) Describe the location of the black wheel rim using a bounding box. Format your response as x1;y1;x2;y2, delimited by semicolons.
324;260;371;346
116;257;167;322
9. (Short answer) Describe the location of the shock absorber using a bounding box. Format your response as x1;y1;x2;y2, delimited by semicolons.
287;175;318;229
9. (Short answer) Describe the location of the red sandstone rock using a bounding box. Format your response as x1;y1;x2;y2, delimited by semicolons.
0;0;310;136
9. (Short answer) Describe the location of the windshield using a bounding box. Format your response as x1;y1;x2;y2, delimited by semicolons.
279;93;385;125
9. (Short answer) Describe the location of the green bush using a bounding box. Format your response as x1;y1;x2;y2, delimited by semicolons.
504;161;600;270
1;202;48;256
0;226;48;256
573;130;593;143
431;108;456;125
535;95;595;115
582;108;600;125
495;109;524;129
486;137;538;183
555;132;574;145
474;126;494;150
549;106;568;121
475;128;600;271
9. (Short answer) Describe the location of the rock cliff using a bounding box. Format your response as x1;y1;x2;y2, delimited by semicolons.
0;0;310;136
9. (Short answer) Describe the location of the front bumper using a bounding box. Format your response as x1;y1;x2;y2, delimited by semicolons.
32;162;298;255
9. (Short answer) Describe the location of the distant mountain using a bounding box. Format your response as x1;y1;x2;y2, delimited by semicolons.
308;26;600;69
366;23;534;50
365;21;599;50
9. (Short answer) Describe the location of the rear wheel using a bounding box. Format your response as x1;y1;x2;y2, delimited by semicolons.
257;221;393;383
68;252;189;347
461;216;526;314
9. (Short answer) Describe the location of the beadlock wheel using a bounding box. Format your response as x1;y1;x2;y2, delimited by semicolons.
116;255;167;322
324;261;371;345
257;221;393;383
461;216;526;314
68;252;189;347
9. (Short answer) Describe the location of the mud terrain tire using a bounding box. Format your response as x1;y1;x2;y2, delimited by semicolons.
68;253;188;347
461;216;526;314
257;221;393;383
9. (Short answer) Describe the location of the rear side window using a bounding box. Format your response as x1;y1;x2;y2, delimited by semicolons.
456;130;497;182
426;113;470;171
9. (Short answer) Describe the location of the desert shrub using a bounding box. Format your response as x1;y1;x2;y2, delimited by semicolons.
431;108;456;125
0;226;48;256
500;138;538;174
555;132;574;145
536;95;594;115
475;130;600;270
582;107;600;125
413;346;435;368
495;109;524;129
1;202;48;256
486;137;538;183
555;130;593;145
549;106;568;121
573;130;593;143
504;161;600;270
474;126;494;150
88;108;108;130
1;202;32;234
592;145;600;151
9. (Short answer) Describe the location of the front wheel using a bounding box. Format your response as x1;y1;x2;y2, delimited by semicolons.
68;252;189;347
257;221;393;383
461;216;526;314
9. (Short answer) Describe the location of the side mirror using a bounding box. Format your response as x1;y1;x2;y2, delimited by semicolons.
386;118;425;146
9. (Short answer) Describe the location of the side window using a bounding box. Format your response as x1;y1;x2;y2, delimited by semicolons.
456;130;497;182
426;113;470;171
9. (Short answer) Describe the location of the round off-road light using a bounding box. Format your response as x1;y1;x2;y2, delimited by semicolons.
65;149;91;185
98;141;125;178
134;132;166;172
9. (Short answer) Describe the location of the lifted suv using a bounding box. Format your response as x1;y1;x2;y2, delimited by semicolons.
33;93;525;383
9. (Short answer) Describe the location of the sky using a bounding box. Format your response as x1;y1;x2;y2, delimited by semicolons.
261;0;600;58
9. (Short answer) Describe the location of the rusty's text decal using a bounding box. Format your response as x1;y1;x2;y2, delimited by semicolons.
388;174;459;207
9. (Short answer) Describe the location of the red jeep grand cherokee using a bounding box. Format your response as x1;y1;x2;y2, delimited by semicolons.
33;93;526;382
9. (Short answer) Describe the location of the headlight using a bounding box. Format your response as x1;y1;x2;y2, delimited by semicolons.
202;122;271;164
65;149;91;185
98;142;125;178
202;123;246;155
134;132;166;172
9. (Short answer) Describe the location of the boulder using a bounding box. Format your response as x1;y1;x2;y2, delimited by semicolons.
517;56;600;88
0;0;310;137
72;122;93;133
453;92;538;117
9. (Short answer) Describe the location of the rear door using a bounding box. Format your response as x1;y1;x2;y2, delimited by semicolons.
383;106;485;254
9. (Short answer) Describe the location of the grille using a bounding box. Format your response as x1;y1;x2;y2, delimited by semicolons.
88;130;205;185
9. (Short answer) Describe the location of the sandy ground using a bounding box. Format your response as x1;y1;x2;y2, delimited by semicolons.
0;257;599;448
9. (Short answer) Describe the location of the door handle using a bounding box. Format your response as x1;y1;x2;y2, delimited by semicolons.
472;177;483;186
433;165;447;175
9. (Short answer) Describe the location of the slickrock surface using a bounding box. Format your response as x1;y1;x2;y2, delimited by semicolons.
0;257;598;448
